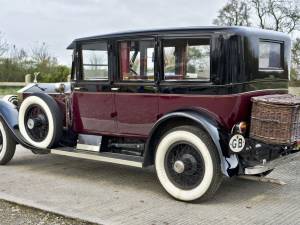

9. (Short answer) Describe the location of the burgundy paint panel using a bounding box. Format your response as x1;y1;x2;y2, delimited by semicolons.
72;92;115;133
70;89;286;138
159;94;236;130
158;89;287;131
114;93;158;136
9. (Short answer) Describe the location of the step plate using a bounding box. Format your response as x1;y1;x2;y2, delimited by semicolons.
76;134;101;152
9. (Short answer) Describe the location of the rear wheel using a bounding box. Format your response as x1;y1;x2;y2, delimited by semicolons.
155;125;223;202
0;119;16;165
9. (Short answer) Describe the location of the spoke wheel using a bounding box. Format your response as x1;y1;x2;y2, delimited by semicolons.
155;125;223;202
165;142;205;190
24;104;49;142
18;93;63;148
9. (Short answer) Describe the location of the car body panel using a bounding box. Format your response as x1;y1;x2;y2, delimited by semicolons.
72;91;115;134
9;26;292;176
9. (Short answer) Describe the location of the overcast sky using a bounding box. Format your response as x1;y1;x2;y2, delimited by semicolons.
0;0;226;64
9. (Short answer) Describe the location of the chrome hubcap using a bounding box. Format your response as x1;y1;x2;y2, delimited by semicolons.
27;119;35;130
24;105;49;142
173;160;185;174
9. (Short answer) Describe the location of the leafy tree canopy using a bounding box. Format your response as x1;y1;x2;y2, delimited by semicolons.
0;40;70;83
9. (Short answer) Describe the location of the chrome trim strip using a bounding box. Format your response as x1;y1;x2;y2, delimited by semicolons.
51;149;143;168
244;151;300;175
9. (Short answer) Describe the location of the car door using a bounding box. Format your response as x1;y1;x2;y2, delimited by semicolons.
112;38;159;137
72;40;116;134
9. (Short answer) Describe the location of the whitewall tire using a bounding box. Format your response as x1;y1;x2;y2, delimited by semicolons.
155;125;222;202
0;119;16;165
18;93;63;149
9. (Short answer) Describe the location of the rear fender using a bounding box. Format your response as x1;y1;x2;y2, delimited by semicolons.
144;110;238;176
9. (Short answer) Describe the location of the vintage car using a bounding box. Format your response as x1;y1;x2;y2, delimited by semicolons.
0;26;299;202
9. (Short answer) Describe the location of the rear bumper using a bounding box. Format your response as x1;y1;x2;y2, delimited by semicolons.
244;150;300;175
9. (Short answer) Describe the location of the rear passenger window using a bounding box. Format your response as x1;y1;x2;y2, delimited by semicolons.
259;41;283;70
119;40;155;81
163;39;210;81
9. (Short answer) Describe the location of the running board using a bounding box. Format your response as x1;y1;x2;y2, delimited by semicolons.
50;147;143;168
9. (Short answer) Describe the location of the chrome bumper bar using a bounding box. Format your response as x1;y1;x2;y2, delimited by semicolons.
244;151;300;175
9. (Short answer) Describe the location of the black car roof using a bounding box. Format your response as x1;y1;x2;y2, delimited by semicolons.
67;26;290;49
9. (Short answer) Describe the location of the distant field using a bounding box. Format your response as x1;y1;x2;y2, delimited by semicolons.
289;86;300;96
0;86;20;96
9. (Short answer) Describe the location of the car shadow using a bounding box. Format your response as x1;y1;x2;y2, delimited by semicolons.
9;149;284;204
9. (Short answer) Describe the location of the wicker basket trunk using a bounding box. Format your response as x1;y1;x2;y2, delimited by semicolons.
250;94;300;145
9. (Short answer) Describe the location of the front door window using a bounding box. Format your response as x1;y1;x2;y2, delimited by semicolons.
82;42;108;80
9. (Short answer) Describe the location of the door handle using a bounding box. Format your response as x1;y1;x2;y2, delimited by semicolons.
74;87;84;91
111;87;120;91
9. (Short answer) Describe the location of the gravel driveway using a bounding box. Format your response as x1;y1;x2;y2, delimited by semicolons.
0;199;95;225
0;146;299;225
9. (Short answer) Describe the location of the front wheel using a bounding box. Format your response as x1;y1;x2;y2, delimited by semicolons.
18;93;63;149
155;125;223;202
0;119;16;165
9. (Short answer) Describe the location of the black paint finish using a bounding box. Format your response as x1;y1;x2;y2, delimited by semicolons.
69;26;290;95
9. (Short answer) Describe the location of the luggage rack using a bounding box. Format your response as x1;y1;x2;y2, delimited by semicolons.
250;94;300;145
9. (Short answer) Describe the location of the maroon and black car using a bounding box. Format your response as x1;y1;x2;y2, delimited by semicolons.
0;26;299;202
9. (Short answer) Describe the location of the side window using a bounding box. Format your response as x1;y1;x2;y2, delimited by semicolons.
163;39;210;81
119;40;155;81
259;41;283;70
81;42;108;80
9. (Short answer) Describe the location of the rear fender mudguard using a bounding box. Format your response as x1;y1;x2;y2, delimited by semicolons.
144;110;238;176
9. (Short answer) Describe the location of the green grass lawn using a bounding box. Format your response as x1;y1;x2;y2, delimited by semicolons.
0;87;21;96
289;86;300;96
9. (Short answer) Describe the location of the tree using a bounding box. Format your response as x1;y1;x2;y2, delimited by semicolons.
0;32;8;57
250;0;300;33
291;38;300;80
292;38;300;66
214;0;300;34
0;40;70;83
213;0;251;26
10;45;28;62
31;42;52;64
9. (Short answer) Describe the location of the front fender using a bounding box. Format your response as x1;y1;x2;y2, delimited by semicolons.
0;100;36;149
144;110;238;176
0;100;19;132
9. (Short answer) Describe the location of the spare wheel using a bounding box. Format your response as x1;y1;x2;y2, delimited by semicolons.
18;93;63;148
